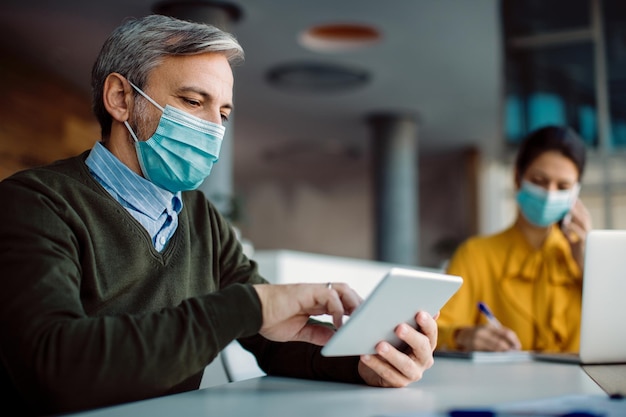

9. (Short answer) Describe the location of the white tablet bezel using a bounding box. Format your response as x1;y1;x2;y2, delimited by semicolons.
321;267;462;357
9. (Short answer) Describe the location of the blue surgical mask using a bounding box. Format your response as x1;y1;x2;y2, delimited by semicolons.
516;180;580;227
123;81;225;193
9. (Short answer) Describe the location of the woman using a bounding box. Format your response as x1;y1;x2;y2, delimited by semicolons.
437;125;592;353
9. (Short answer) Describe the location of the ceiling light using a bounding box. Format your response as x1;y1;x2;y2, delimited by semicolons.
299;23;381;53
266;61;370;93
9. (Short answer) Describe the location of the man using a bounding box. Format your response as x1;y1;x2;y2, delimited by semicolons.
0;14;437;416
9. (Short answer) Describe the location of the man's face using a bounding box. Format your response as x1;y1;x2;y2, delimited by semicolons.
130;52;234;140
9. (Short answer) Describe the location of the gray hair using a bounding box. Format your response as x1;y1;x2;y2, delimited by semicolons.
91;14;244;138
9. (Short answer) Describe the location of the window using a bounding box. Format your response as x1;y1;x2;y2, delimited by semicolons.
501;0;626;228
502;0;626;149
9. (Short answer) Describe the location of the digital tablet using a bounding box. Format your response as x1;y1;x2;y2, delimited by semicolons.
321;267;462;357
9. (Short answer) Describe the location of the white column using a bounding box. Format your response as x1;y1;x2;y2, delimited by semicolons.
368;113;419;265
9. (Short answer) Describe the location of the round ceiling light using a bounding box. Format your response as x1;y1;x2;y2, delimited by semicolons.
299;23;382;52
266;61;370;93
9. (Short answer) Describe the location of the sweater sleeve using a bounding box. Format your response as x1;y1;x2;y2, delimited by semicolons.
0;173;263;415
238;329;365;385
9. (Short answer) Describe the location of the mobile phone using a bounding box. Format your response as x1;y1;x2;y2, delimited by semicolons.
560;183;581;236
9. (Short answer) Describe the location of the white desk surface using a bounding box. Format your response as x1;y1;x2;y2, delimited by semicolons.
66;358;605;417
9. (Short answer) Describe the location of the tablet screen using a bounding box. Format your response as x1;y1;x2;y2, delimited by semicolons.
321;267;462;357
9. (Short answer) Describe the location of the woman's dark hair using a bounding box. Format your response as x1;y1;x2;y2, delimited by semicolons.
515;125;587;181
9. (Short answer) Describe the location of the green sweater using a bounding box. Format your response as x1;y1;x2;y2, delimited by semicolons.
0;152;361;416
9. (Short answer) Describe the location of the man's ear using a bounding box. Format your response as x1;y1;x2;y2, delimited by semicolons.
103;73;133;123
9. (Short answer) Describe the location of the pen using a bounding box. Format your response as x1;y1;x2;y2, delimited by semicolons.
477;301;502;328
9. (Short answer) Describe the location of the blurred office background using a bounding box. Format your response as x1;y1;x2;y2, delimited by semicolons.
1;0;625;269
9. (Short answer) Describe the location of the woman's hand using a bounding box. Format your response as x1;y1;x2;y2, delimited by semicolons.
455;324;522;352
562;198;592;270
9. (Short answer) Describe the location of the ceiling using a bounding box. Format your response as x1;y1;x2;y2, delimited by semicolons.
0;0;503;185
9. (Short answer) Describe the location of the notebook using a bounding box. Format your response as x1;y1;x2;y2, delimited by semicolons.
534;229;626;365
434;350;533;363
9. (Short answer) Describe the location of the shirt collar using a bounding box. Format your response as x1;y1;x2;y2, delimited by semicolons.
500;224;581;283
85;142;182;220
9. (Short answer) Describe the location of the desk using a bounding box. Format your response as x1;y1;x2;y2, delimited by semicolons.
67;358;605;417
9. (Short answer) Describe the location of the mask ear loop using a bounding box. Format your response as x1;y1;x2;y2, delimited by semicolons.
128;81;165;112
123;80;164;143
123;121;141;143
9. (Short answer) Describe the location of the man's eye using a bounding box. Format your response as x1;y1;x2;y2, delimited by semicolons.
184;98;201;106
221;114;229;123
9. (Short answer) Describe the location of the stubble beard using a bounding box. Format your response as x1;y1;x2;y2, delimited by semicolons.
128;96;159;144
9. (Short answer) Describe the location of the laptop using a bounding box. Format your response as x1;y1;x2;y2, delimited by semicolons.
534;229;626;366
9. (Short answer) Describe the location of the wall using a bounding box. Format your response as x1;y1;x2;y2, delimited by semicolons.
0;47;98;181
239;175;374;260
238;148;479;269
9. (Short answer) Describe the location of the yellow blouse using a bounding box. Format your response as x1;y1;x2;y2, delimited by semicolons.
437;224;582;353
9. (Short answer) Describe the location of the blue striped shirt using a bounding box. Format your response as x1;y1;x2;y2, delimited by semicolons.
85;142;183;252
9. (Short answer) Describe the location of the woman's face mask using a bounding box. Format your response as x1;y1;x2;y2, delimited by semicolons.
123;81;225;193
516;180;580;227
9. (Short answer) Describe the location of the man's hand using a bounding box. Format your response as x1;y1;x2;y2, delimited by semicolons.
357;311;437;388
253;282;362;346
